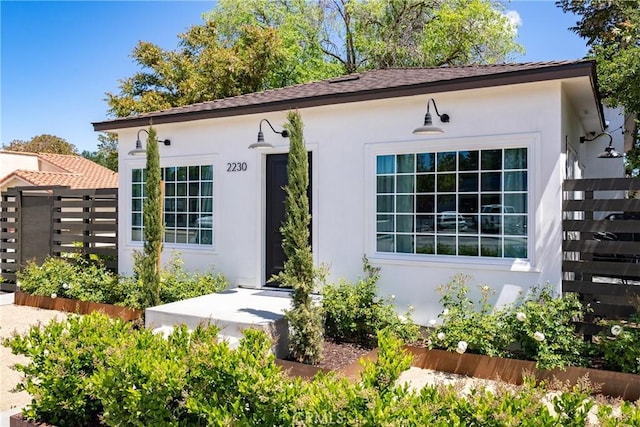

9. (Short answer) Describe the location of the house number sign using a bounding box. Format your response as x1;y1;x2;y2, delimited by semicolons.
226;162;248;172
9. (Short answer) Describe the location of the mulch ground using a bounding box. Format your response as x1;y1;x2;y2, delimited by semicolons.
315;339;373;371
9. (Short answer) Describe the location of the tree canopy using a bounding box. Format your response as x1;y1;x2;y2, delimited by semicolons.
81;133;119;172
107;0;522;117
2;134;78;155
557;0;640;171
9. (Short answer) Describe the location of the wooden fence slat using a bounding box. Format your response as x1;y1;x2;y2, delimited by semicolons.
563;280;640;297
563;240;640;255
563;177;640;192
563;198;640;212
563;219;640;233
563;260;640;277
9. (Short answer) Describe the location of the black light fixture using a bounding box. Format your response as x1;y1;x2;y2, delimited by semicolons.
128;129;171;156
413;98;450;135
248;119;289;149
579;132;622;159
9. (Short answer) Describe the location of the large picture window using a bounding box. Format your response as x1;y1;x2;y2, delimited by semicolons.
132;165;213;246
376;148;527;258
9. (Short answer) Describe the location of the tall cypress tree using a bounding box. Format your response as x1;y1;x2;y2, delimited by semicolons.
141;126;163;307
278;110;323;364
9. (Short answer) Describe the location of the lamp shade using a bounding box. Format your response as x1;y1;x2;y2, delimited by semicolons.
128;139;147;156
413;112;444;135
597;144;622;158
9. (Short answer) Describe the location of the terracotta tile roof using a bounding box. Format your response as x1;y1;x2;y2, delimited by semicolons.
0;152;117;189
93;60;598;131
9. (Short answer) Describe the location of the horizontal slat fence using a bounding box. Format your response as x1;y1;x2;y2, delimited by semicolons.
563;178;640;333
0;186;117;291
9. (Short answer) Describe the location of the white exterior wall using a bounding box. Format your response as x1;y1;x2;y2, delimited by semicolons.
117;79;598;325
0;151;39;176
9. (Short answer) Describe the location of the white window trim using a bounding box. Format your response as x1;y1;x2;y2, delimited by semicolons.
124;154;218;252
363;132;541;272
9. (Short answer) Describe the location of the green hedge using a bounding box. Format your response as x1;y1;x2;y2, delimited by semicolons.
4;312;638;426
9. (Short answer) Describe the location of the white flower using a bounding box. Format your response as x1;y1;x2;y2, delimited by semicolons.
372;296;380;304
390;294;396;300
62;283;69;290
533;331;545;342
426;339;432;347
482;285;490;292
397;314;407;324
516;312;526;322
50;293;57;299
428;319;437;327
442;309;449;316
437;332;445;340
16;280;21;287
611;325;623;336
456;341;468;354
408;305;414;311
43;349;49;356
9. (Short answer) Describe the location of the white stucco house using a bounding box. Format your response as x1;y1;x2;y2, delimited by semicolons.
93;60;625;325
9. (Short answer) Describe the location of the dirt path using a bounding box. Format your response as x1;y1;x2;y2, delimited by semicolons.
0;304;69;412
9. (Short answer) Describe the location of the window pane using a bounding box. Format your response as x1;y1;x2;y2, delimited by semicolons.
177;183;187;196
176;229;188;243
132;169;143;182
132;198;142;212
396;175;414;193
416;195;434;213
505;171;527;191
459;236;479;256
201;165;213;180
189;166;200;180
132;213;142;227
132;228;143;241
416;235;435;254
189;198;198;212
416;174;435;192
459;151;479;171
377;215;394;232
416;153;435;172
481;150;502;170
377;155;395;174
416;215;434;232
461;215;478;234
165;214;176;227
396;195;414;213
504;193;527;213
177;214;187;227
396;235;414;253
189;182;200;196
437;236;456;255
177;167;187;181
481;172;502;191
436;194;455;213
481;213;501;234
458;194;478;214
164;230;176;243
396;215;414;232
437;173;456;192
504;237;527;258
165;167;176;181
132;184;142;198
504;215;527;236
377;195;394;213
201;182;212;197
481;237;502;257
505;148;527;169
165;183;176;196
164;198;175;212
437;152;456;172
459;173;478;192
377;234;394;252
199;230;213;245
397;154;414;173
377;176;394;193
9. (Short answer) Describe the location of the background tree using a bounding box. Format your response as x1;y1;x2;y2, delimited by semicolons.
81;133;118;172
2;134;78;155
557;0;640;173
139;127;163;307
108;0;521;117
277;110;323;365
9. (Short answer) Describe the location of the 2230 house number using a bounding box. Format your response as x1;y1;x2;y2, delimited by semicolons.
226;162;248;172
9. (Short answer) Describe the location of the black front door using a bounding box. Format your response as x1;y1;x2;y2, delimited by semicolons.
264;152;312;286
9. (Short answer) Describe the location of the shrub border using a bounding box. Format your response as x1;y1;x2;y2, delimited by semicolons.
14;291;143;322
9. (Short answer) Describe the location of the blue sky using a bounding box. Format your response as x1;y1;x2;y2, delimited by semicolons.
1;1;589;154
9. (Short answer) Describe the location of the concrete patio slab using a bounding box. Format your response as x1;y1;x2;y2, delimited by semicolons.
145;288;291;358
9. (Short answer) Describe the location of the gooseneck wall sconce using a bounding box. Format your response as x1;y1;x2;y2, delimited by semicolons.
248;119;290;149
579;132;622;159
413;98;450;135
128;129;171;156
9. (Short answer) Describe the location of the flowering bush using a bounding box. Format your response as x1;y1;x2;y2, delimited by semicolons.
597;319;640;374
429;276;591;370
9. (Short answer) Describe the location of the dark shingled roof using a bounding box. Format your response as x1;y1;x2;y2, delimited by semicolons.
93;60;599;131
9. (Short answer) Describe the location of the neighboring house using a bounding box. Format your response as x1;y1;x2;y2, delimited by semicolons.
92;60;625;324
0;151;118;192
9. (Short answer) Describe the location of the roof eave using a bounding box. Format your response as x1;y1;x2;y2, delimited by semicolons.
93;61;603;132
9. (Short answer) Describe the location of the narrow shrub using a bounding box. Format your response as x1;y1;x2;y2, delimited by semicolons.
277;110;324;364
323;256;419;347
